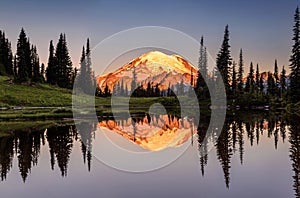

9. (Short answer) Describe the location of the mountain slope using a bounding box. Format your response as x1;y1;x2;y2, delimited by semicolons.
97;51;198;91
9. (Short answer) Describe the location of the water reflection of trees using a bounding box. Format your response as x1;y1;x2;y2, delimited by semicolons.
0;112;299;197
289;115;300;198
0;122;94;182
197;112;292;189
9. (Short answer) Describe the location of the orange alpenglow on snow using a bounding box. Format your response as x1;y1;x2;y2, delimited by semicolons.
98;115;196;151
97;51;198;91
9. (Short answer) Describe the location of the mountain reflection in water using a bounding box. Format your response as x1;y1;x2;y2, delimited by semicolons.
98;114;196;151
0;113;299;198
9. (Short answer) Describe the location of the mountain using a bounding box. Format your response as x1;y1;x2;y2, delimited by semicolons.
97;51;198;92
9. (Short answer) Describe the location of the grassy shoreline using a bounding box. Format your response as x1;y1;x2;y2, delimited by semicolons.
1;75;299;120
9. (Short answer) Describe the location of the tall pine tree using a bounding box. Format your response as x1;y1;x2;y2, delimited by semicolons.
40;63;45;82
289;6;300;102
232;61;237;96
237;49;244;93
199;36;207;79
259;74;264;94
267;72;276;96
55;34;73;88
78;46;87;90
86;39;93;86
280;66;287;94
256;64;260;92
195;36;209;99
31;45;41;82
16;28;31;82
274;59;279;97
46;40;56;85
0;30;13;75
131;65;137;94
216;25;232;96
245;62;254;92
77;39;94;95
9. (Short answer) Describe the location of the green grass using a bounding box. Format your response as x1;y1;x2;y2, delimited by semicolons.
0;75;211;119
0;75;112;107
0;76;72;107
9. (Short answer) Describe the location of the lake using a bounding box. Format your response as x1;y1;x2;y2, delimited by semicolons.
0;112;299;198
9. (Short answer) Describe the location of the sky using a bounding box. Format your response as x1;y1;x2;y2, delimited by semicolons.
0;0;298;75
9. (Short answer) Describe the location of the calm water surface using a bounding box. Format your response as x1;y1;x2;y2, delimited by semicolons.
0;112;299;198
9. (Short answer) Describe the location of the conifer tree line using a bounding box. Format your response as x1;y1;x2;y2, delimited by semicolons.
289;6;300;102
195;28;289;103
0;28;95;90
0;28;46;83
193;6;300;105
108;79;177;98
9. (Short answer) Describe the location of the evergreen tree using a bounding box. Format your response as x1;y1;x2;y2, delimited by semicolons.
232;61;237;96
131;66;137;94
78;46;87;90
46;40;56;84
0;30;13;75
77;39;95;94
280;66;287;94
259;75;264;94
237;49;244;92
155;84;160;96
189;67;194;96
274;59;279;96
245;62;254;92
216;25;232;95
16;28;31;82
13;55;17;77
245;77;250;93
146;81;151;97
55;34;73;88
191;67;194;86
289;6;300;102
267;72;276;96
31;45;41;82
274;59;279;85
195;36;209;99
256;64;260;92
40;63;45;82
85;38;94;93
198;36;207;80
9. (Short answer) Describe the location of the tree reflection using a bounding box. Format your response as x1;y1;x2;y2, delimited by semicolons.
0;135;14;180
216;119;232;188
0;111;298;198
289;115;300;198
17;131;42;182
237;119;244;165
76;121;96;172
197;113;210;176
47;125;74;177
199;112;291;189
0;121;94;182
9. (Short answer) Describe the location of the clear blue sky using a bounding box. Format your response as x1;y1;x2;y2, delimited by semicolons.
0;0;298;74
